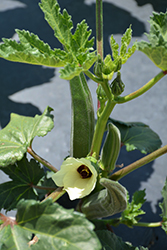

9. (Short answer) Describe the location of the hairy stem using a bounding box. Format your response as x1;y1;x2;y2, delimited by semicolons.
27;146;58;173
90;100;116;158
96;0;103;59
115;71;167;103
41;187;66;203
84;70;103;84
134;221;162;228
110;144;167;181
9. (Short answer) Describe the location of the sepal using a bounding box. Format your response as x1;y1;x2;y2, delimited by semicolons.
81;178;127;219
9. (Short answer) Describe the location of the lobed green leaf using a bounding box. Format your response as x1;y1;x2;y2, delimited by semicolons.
73;20;94;52
136;11;167;70
121;190;146;227
0;225;31;250
120;26;132;57
39;0;73;51
0;106;54;167
108;27;136;73
108;118;162;154
15;199;101;250
0;30;68;67
110;35;119;60
0;156;45;211
96;230;148;250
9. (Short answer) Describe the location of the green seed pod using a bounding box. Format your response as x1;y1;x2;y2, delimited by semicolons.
69;72;94;158
81;178;127;219
101;122;121;172
110;71;125;96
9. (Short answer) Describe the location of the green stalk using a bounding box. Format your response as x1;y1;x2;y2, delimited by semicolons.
134;221;162;228
115;71;166;104
27;146;58;173
110;144;167;181
96;0;103;59
41;187;66;203
84;70;104;84
90;100;116;158
95;218;162;228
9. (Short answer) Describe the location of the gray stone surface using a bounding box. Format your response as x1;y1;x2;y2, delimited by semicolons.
0;0;167;248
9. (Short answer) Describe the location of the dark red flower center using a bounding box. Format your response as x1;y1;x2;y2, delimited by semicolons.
77;165;92;179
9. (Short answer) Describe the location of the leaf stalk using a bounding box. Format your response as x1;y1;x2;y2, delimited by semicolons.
27;146;58;173
41;187;66;203
115;71;166;103
110;144;167;181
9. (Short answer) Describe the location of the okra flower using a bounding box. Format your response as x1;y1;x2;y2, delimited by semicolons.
52;157;98;200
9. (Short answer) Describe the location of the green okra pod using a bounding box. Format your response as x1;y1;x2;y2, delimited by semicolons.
81;178;127;219
101;122;121;172
69;72;94;158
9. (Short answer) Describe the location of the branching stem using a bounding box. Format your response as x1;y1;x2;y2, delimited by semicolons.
115;71;167;103
110;144;167;181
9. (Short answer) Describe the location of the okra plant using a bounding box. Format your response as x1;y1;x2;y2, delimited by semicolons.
0;0;167;249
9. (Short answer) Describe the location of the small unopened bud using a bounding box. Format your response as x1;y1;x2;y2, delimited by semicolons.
110;71;125;96
96;84;107;103
94;55;104;79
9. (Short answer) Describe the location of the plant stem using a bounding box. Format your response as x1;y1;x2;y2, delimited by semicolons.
115;71;167;103
97;218;162;228
134;221;162;228
96;0;103;60
110;144;167;181
84;70;103;84
27;146;58;173
96;0;104;109
90;100;116;158
84;71;113;100
31;184;56;191
41;187;66;203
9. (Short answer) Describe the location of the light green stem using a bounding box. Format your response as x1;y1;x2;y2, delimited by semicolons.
84;70;103;84
115;71;166;103
84;70;113;100
90;100;116;158
110;144;167;181
134;221;162;228
98;218;162;228
41;187;66;203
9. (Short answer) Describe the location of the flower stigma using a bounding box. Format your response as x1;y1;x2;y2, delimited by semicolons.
77;165;92;179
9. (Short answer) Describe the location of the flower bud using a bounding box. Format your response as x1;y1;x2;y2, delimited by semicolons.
94;55;104;79
96;84;108;103
110;71;125;96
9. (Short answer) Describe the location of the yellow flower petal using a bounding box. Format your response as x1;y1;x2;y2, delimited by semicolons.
52;157;98;200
